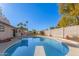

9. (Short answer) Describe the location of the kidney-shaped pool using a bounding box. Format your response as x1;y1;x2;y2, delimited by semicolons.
4;37;69;56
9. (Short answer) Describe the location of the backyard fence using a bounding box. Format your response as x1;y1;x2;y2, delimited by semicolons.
44;25;79;38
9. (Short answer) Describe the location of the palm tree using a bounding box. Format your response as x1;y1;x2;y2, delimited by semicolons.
17;20;28;30
25;21;28;31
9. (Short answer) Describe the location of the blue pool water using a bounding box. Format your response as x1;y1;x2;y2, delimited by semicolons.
4;37;69;56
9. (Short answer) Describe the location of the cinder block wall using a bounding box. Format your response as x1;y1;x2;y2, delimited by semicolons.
44;25;79;38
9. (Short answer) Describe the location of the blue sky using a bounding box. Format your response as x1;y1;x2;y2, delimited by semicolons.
0;3;61;31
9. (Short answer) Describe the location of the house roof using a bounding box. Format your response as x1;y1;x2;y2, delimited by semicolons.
0;8;15;29
0;21;15;28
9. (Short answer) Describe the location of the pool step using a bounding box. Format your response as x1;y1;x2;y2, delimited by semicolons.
34;46;46;56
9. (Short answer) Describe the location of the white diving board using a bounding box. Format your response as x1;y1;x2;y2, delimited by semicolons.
34;46;46;56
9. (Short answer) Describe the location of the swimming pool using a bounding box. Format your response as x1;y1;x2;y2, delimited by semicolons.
4;37;69;56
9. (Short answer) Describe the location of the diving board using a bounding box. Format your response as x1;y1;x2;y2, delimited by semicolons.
34;46;46;56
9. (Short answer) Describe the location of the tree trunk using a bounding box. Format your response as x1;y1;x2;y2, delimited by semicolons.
76;16;79;24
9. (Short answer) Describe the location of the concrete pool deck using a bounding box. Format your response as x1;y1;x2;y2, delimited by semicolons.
0;37;21;55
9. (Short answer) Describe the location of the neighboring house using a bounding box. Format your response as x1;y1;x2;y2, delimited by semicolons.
0;7;21;42
0;15;16;40
0;8;28;42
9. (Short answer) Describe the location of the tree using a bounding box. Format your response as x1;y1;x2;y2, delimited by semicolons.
50;27;55;29
25;21;28;30
57;3;79;27
17;22;28;31
57;16;78;28
31;29;37;35
40;31;45;35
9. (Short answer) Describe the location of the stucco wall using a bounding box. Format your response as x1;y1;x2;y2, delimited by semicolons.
51;28;63;38
0;24;13;40
64;25;79;37
44;25;79;38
